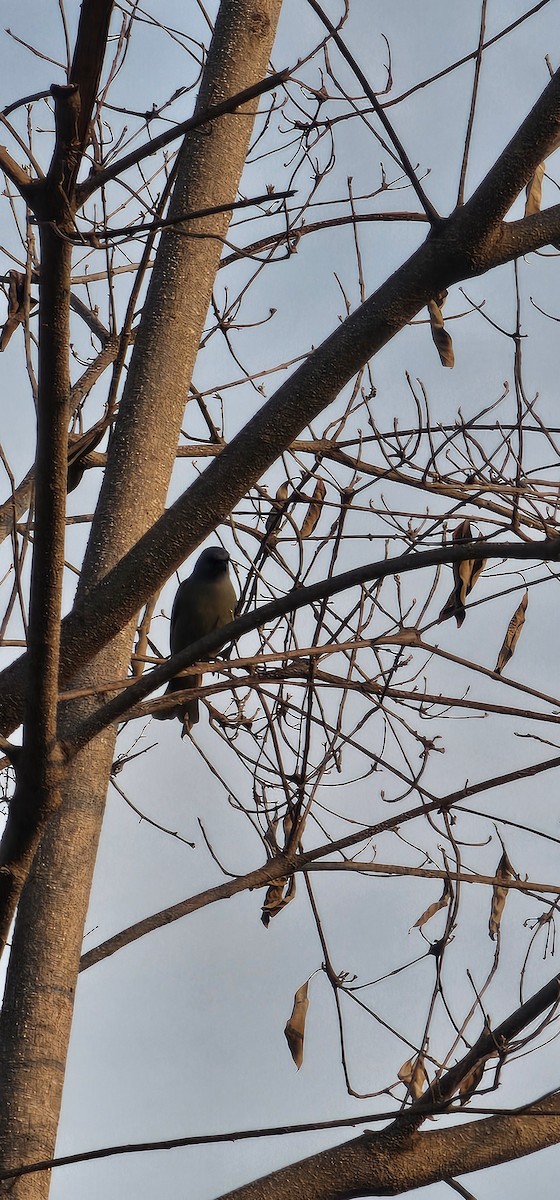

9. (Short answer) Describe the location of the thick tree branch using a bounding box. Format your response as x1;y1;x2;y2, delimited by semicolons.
0;146;36;201
454;66;560;238
490;204;560;262
0;2;112;213
67;0;114;157
202;971;560;1200
151;970;560;1200
213;1091;560;1200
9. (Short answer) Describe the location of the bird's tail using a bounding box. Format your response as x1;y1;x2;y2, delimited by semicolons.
153;675;200;728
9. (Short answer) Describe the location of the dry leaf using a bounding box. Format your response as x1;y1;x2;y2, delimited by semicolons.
0;269;37;351
489;850;515;940
67;421;107;493
428;293;454;368
413;879;452;930
438;519;486;626
525;162;545;216
458;1060;486;1104
524;131;560;221
300;478;326;539
398;1054;428;1100
494;591;528;674
284;980;309;1069
132;595;157;678
264;481;290;538
261;874;296;927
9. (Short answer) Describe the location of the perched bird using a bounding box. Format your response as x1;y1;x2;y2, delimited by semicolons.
155;546;237;735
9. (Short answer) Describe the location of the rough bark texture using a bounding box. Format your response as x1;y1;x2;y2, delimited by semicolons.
215;1096;560;1200
0;2;283;1194
80;0;283;600
0;728;117;1190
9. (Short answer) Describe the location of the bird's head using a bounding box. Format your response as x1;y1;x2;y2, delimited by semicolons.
193;545;230;579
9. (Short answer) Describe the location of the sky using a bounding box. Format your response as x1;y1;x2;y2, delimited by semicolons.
1;2;560;1199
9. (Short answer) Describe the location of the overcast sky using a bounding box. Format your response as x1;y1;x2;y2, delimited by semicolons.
1;3;560;1199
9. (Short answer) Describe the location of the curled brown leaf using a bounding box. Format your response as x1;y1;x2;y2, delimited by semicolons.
300;478;326;539
264;480;290;539
428;292;454;368
489;849;515;940
398;1054;428;1100
261;873;296;927
458;1060;486;1104
438;519;486;626
494;591;528;674
525;162;545;215
0;269;37;352
413;878;452;930
284;980;310;1069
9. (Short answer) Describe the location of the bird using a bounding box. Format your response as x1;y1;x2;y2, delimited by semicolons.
154;546;237;735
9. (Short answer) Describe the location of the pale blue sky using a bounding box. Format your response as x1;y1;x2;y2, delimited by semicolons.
1;3;560;1199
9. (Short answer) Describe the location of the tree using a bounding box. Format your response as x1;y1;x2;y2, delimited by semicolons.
1;1;560;1196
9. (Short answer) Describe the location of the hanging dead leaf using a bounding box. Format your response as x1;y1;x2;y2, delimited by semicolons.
300;478;326;539
413;879;452;930
284;980;310;1069
0;269;37;351
489;850;515;940
67;420;107;493
428;293;454;368
283;809;295;842
132;595;157;678
525;162;545;216
264;480;290;539
523;131;560;222
261;874;296;927
494;591;528;674
458;1059;486;1104
438;519;486;626
398;1054;428;1100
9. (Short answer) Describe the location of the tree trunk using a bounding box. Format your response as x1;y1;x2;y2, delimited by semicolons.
0;2;282;1193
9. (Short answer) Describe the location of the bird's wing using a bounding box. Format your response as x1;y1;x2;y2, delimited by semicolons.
170;574;236;654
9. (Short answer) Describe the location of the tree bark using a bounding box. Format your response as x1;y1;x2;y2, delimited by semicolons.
215;1092;560;1200
0;2;283;1193
1;16;560;1200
